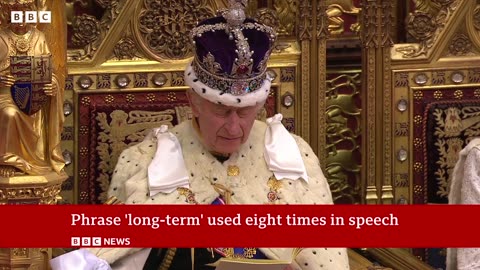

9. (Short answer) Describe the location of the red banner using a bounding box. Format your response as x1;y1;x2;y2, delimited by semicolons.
0;204;476;248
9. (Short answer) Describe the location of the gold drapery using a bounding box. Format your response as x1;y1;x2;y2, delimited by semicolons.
0;27;65;175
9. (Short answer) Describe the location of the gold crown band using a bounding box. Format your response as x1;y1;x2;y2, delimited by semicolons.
192;58;266;96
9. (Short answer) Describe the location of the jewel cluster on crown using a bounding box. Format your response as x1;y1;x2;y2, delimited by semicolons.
190;0;277;96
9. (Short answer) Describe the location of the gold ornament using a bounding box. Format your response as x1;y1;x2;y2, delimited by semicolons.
227;165;240;176
14;37;30;53
8;29;33;53
266;175;282;204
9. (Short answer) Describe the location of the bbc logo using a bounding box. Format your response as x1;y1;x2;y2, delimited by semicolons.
10;11;51;23
71;237;102;247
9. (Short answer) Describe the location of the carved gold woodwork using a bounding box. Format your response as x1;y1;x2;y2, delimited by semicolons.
390;0;480;206
359;0;480;215
326;0;361;35
316;0;328;173
0;172;66;205
297;0;313;148
273;0;296;35
393;0;460;59
0;248;50;270
325;72;362;204
359;0;395;205
133;0;217;60
382;0;480;266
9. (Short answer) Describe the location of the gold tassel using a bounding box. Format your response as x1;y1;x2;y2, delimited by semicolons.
212;183;233;204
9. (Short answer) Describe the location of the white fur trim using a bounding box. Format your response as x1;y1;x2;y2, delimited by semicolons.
184;62;271;107
447;138;480;270
102;120;340;266
448;137;480;204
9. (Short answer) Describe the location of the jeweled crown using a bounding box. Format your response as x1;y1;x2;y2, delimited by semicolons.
185;0;277;107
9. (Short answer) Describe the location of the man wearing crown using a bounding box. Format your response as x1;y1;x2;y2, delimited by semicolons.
51;1;350;269
0;0;64;178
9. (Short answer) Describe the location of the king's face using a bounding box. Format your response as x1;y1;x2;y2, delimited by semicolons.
192;95;262;154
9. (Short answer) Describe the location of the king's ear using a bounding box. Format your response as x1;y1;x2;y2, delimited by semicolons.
186;89;201;118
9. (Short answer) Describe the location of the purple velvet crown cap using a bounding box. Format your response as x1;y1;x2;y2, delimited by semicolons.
185;11;277;107
193;16;274;79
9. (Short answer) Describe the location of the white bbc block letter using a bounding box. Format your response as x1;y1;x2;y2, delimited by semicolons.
92;237;101;246
71;237;80;246
25;11;37;23
11;11;23;23
39;11;51;23
81;237;91;246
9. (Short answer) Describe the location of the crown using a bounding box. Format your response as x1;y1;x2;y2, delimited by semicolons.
185;0;277;107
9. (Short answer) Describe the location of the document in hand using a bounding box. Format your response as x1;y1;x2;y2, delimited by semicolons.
212;248;301;270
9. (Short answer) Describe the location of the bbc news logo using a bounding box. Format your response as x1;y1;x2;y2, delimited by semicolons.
71;237;131;247
10;11;51;23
